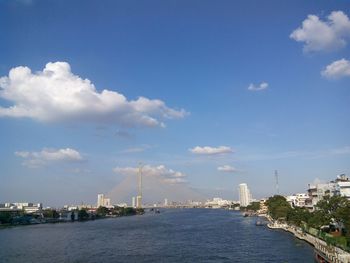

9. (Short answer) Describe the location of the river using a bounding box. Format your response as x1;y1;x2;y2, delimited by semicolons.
0;208;314;262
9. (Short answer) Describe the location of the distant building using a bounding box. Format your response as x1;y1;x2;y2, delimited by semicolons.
334;174;350;200
0;202;42;213
205;197;232;208
97;194;112;208
336;181;350;199
306;174;350;210
239;183;251;207
164;198;168;207
132;197;136;208
307;183;335;208
97;194;104;207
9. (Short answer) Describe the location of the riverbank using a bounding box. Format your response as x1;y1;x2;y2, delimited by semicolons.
267;219;350;263
0;207;145;229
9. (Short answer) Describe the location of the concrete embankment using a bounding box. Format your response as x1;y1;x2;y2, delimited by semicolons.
267;222;350;263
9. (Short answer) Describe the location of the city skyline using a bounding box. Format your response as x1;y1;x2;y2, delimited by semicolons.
1;0;350;206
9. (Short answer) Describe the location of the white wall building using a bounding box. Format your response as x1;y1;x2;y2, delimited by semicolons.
239;183;251;207
337;181;350;199
205;198;232;208
306;174;350;210
2;202;43;213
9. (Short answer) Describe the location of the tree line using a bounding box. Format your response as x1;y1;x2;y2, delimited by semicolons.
266;195;350;248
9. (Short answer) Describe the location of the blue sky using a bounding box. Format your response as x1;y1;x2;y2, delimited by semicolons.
1;0;349;206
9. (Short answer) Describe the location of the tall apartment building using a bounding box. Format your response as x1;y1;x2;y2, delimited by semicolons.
239;183;251;207
97;194;111;208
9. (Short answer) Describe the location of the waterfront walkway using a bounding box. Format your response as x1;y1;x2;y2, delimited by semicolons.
267;222;350;263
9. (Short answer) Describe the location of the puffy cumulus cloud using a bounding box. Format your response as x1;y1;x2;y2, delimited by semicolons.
0;62;188;128
247;82;268;91
290;11;350;52
113;164;187;184
189;146;233;155
217;165;236;173
321;58;350;79
15;148;83;168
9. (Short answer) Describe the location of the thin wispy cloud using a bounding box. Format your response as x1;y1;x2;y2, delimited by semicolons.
120;145;153;154
217;165;237;173
0;62;188;128
189;146;233;155
322;58;350;79
115;130;134;139
290;11;350;52
247;82;269;91
15;148;83;168
241;146;350;161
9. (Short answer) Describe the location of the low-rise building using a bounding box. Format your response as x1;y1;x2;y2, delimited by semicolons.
205;198;232;208
0;202;42;213
286;193;311;208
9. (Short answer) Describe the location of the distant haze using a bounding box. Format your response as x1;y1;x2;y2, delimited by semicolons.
108;173;206;204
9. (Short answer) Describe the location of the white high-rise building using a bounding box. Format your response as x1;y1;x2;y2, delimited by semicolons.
132;197;136;208
239;183;251;207
97;194;104;207
164;198;168;206
97;194;112;208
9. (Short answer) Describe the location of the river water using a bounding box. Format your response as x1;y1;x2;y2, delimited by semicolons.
0;208;314;262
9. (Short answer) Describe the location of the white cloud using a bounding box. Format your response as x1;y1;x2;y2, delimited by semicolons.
189;146;233;155
0;62;188;128
113;164;187;184
247;82;269;91
15;148;83;168
217;165;236;173
290;11;350;52
241;146;350;161
321;58;350;79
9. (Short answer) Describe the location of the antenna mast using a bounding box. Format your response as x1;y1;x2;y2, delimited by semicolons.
275;170;279;194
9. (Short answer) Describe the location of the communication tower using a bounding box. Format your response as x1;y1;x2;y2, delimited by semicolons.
275;170;279;194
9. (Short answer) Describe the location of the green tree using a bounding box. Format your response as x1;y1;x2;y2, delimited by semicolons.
266;195;292;220
246;202;260;212
334;201;350;237
307;210;329;229
0;211;13;224
316;196;349;227
78;209;90;221
43;209;59;219
286;207;310;227
96;206;109;217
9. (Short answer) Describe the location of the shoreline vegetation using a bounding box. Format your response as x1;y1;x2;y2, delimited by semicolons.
264;195;350;262
0;206;145;229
